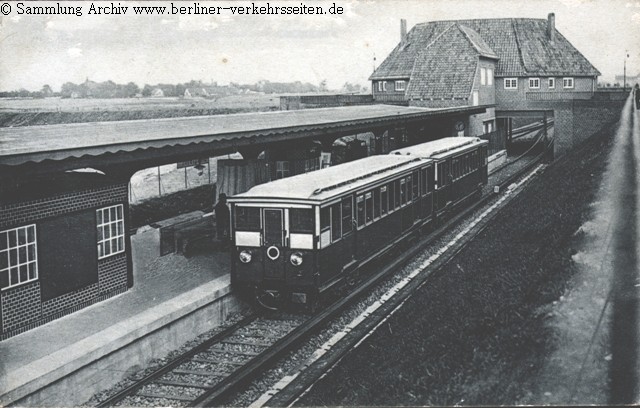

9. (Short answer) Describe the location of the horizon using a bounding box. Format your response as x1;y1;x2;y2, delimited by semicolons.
1;0;638;93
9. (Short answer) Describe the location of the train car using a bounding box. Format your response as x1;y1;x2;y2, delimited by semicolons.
228;136;488;310
228;154;436;309
391;137;488;216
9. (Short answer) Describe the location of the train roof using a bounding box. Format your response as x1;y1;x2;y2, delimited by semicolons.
230;155;424;204
390;137;486;159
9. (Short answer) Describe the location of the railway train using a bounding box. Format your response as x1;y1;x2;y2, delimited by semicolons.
228;136;489;310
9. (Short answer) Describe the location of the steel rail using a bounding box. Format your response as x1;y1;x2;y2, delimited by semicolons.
95;314;261;407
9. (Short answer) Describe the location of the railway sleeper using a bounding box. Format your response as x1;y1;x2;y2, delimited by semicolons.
173;369;228;377
135;391;197;402
154;379;212;390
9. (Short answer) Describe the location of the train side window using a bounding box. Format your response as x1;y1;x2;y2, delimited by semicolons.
289;209;314;233
437;162;446;187
331;203;341;242
235;207;261;231
381;186;388;215
427;167;434;192
412;171;419;200
421;169;427;196
341;197;353;235
388;182;395;212
400;178;407;206
395;180;401;209
357;195;365;228
365;192;374;224
373;188;381;219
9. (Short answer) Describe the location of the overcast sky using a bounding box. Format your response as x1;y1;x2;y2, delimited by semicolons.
0;0;638;92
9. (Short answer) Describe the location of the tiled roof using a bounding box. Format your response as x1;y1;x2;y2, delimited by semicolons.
405;24;484;100
371;18;600;80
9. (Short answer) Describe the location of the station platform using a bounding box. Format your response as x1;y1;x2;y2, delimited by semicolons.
0;221;245;406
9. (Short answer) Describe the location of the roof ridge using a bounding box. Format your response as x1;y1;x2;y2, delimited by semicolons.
413;17;547;26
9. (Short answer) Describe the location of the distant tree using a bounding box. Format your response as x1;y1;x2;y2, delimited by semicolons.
123;82;140;97
61;82;80;98
142;84;153;97
41;84;53;96
175;84;186;97
319;79;328;92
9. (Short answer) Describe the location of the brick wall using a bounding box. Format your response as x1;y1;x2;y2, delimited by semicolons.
1;182;131;340
1;281;41;333
98;254;128;295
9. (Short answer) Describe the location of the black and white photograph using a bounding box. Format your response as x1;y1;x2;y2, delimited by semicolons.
0;0;639;406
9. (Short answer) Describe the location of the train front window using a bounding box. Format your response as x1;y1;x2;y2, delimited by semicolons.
235;207;261;231
289;208;314;233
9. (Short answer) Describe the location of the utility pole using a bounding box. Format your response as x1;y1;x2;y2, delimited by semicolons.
624;50;629;92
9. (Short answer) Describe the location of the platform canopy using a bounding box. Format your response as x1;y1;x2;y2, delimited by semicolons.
0;104;488;174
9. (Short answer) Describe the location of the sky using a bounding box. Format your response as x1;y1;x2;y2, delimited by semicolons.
0;0;638;92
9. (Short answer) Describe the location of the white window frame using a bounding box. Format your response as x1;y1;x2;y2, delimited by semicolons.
377;81;383;92
487;68;493;86
472;91;479;106
548;77;555;89
1;224;38;290
563;77;574;89
481;68;486;85
97;204;125;259
394;80;406;91
382;81;387;91
529;78;540;89
275;161;290;179
504;78;518;89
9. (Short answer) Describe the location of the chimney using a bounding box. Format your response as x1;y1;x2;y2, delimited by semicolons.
547;13;556;42
400;19;407;43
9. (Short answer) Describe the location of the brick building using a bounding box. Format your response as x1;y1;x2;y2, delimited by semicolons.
0;171;131;340
371;14;601;137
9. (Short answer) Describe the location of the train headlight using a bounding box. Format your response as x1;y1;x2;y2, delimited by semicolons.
239;250;252;264
290;252;303;266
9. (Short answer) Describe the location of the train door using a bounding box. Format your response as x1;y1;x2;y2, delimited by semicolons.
263;208;286;280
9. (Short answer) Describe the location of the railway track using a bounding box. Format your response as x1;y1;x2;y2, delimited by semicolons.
95;149;549;408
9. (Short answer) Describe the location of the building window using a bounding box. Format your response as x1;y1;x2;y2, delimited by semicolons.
1;225;38;290
97;205;125;259
377;81;383;92
483;120;494;134
504;78;517;89
563;77;574;89
481;68;486;85
395;80;405;91
275;161;290;179
529;78;540;89
487;68;493;86
548;78;555;89
382;81;387;91
472;91;479;106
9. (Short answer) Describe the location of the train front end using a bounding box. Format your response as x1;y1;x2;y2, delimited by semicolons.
228;199;319;310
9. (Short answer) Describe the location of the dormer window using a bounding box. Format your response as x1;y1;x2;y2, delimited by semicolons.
395;80;406;91
504;78;517;89
481;68;486;85
563;77;574;89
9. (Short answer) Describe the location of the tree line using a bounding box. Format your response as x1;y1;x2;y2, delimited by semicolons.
0;79;368;99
